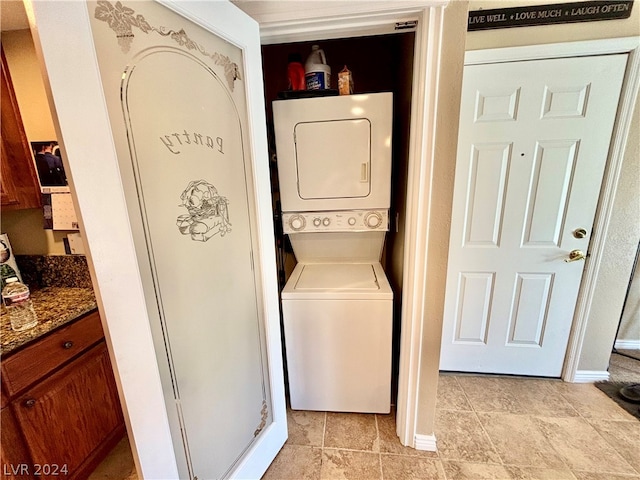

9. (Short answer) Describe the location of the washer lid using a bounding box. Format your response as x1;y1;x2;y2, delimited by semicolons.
282;262;393;300
295;263;380;291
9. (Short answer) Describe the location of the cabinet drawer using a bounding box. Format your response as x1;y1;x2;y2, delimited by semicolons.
1;311;103;396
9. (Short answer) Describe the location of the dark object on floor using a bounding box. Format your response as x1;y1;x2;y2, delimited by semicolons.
595;382;640;420
620;383;640;403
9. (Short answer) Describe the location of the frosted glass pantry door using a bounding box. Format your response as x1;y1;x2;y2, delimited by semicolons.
85;1;285;478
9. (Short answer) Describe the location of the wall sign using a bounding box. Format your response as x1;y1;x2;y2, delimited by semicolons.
468;1;634;31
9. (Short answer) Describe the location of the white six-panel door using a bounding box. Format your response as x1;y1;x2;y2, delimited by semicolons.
440;54;627;377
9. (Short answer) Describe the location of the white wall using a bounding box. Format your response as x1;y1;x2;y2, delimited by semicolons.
612;76;639;350
580;101;640;368
617;258;640;348
1;29;74;255
417;0;468;436
464;0;640;372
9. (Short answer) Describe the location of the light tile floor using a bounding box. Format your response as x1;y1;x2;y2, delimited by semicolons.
262;375;640;480
90;370;640;479
88;436;137;480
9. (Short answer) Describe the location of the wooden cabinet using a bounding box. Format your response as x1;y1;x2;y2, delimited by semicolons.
2;313;105;397
1;406;31;480
0;312;125;480
1;47;41;211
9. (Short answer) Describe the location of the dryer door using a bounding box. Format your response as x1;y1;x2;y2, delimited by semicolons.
273;93;393;212
295;119;371;199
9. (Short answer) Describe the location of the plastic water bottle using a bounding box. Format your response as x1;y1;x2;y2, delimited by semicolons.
2;278;38;331
305;45;331;90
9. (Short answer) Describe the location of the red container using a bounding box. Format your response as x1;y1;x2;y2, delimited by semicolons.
287;53;305;91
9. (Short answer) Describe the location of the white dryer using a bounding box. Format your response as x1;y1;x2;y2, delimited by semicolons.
273;93;392;213
273;93;393;413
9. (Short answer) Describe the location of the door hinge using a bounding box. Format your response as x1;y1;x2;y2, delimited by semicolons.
395;20;418;31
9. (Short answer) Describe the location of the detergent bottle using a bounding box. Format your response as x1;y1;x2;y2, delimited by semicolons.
305;45;331;90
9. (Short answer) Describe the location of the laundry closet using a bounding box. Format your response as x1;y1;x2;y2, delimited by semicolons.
260;32;416;408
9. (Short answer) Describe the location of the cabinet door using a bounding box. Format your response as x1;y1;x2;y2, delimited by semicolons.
1;406;32;480
1;136;20;206
0;47;41;210
13;343;123;478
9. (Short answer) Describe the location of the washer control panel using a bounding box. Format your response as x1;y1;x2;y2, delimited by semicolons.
283;210;389;234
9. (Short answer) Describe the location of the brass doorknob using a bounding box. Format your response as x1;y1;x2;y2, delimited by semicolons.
564;250;586;262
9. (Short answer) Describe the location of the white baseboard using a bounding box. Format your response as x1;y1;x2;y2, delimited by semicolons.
573;370;610;383
414;433;437;451
615;339;640;350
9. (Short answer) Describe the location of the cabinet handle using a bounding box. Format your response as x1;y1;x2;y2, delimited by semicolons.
63;341;74;349
24;398;36;408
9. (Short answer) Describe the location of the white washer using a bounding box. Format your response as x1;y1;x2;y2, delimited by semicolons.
282;262;392;413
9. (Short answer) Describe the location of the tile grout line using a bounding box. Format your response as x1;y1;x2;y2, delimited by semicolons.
319;411;327;477
452;375;476;416
456;378;638;476
374;414;383;480
523;420;573;478
547;383;581;419
457;376;565;470
554;384;640;475
581;400;640;475
525;409;582;474
438;376;482;476
321;411;327;450
454;376;507;467
439;445;450;480
463;377;575;473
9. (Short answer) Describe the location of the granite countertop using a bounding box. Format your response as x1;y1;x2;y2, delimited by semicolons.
1;287;97;355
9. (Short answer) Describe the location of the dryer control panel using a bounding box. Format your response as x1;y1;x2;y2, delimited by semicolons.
283;210;389;234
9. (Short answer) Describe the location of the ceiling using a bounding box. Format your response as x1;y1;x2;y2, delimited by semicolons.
1;1;30;32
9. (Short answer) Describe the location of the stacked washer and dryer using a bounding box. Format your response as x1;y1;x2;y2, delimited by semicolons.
273;92;394;414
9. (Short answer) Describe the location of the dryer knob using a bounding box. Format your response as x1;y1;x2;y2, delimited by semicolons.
289;215;306;231
313;217;322;227
348;217;356;226
322;217;331;226
364;212;383;229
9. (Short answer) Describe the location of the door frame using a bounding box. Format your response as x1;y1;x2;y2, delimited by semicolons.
463;37;640;383
25;1;286;478
236;0;449;448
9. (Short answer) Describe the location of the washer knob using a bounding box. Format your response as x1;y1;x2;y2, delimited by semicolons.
322;217;331;226
364;212;383;229
289;215;306;231
313;217;321;227
348;217;356;226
